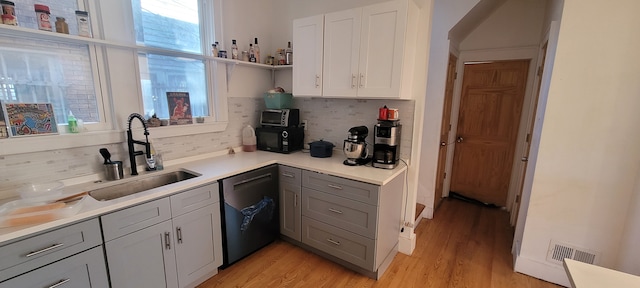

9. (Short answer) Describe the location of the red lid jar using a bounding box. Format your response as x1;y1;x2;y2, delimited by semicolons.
34;4;52;31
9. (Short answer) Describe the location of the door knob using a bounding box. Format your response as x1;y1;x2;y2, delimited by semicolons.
440;142;446;146
521;157;528;162
456;136;464;143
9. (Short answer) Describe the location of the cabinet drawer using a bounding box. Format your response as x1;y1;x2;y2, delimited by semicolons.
101;197;171;242
0;246;108;288
279;165;302;186
302;170;379;205
302;217;375;271
302;188;377;239
0;218;102;281
170;182;219;217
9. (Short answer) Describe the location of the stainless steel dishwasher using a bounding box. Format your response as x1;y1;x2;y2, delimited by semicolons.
219;164;279;268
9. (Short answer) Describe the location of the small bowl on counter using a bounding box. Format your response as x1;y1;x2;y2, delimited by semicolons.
18;181;64;202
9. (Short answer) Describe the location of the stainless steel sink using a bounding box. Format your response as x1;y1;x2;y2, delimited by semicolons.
89;170;199;201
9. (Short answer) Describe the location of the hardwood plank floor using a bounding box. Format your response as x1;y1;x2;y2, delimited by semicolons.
198;198;561;288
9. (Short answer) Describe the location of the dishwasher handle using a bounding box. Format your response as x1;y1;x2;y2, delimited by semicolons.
233;173;272;187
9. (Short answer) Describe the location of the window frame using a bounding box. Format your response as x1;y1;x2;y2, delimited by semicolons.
0;0;229;155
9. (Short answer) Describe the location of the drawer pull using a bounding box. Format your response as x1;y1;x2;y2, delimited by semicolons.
177;227;183;244
25;243;64;258
328;208;343;214
327;184;343;190
326;238;341;246
165;232;171;250
47;279;70;288
282;172;295;178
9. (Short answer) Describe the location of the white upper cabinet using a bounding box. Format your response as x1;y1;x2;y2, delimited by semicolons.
322;9;362;97
293;15;324;97
295;0;415;99
358;1;407;98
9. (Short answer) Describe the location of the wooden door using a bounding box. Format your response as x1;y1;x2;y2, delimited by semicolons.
434;53;457;210
323;8;361;97
450;60;529;207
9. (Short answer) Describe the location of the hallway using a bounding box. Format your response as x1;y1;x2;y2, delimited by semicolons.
198;198;561;287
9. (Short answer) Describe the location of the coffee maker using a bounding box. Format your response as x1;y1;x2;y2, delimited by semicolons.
373;120;401;169
343;126;371;166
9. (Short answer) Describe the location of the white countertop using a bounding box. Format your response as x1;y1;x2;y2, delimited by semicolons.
564;259;640;288
0;150;407;245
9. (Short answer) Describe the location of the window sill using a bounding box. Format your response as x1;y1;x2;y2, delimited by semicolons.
0;121;228;156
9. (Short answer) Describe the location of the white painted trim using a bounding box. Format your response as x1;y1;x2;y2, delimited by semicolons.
398;231;416;255
514;254;571;287
0;131;123;156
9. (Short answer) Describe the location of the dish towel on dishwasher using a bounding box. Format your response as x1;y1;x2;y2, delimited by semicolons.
240;196;274;232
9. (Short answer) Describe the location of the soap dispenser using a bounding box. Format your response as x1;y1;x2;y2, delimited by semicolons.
67;111;79;133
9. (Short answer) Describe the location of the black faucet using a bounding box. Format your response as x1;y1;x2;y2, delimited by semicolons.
127;113;152;176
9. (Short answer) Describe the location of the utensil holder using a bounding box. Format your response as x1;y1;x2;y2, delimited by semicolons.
104;161;124;181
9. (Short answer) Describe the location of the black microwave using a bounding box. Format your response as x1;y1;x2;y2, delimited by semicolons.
260;109;300;127
256;126;304;154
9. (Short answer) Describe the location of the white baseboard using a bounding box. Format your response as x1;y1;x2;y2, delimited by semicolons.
514;254;571;287
398;232;416;255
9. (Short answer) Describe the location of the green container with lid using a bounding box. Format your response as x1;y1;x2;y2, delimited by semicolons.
264;92;293;109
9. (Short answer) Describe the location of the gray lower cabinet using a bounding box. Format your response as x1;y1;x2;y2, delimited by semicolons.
102;182;223;288
0;246;108;288
0;218;105;284
298;169;405;279
279;165;302;242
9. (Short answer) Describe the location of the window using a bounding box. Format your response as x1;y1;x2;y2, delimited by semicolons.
132;0;212;120
0;0;101;126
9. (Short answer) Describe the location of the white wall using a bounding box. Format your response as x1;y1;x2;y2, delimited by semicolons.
459;0;545;50
617;170;640;274
516;0;640;285
418;0;481;216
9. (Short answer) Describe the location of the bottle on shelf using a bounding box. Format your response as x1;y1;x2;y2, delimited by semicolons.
277;49;285;65
285;41;293;65
55;17;69;34
254;38;260;64
75;10;91;37
211;43;218;57
249;43;256;63
231;39;238;60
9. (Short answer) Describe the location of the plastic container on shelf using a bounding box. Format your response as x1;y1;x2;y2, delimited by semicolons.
264;92;293;109
242;125;256;152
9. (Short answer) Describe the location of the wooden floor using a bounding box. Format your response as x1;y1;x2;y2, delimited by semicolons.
197;198;561;288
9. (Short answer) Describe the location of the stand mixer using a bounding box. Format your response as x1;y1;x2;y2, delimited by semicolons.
343;126;371;166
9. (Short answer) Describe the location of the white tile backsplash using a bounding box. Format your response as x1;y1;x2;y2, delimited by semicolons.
0;97;414;200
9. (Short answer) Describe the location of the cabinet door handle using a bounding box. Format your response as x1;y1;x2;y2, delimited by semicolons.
25;243;64;258
177;227;183;244
326;238;341;246
351;74;357;88
315;75;320;88
327;184;343;190
165;232;171;250
359;73;364;88
328;208;343;214
282;172;295;178
47;279;70;288
294;194;298;207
